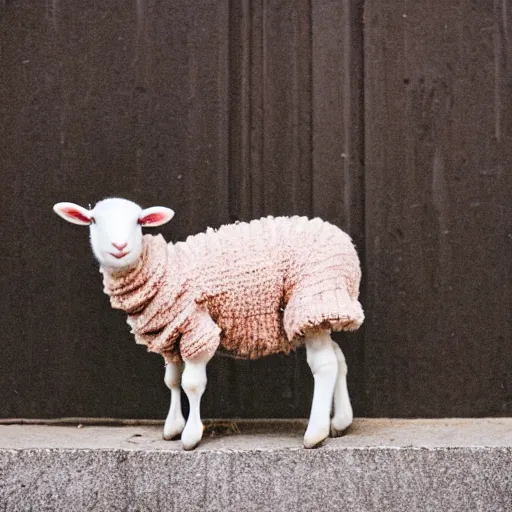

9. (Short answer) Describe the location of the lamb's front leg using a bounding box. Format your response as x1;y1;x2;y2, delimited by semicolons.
180;352;212;450
163;360;185;440
304;331;338;448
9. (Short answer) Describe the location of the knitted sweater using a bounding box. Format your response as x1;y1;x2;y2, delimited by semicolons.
101;216;364;363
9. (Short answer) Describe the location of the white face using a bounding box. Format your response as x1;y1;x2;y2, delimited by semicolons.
89;199;144;269
53;197;175;271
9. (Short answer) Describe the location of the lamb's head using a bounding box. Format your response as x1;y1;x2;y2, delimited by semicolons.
53;197;175;270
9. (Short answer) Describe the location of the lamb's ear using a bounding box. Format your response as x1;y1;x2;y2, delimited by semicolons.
53;202;92;226
138;206;175;227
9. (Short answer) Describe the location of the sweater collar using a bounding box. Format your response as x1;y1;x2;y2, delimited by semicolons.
101;234;169;312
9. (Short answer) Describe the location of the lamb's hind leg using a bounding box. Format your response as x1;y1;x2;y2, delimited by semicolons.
180;352;212;450
163;360;185;440
330;341;353;436
304;331;338;448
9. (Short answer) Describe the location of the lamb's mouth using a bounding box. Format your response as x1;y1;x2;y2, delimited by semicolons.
109;251;129;259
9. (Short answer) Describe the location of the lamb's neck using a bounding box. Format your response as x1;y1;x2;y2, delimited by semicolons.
100;261;138;280
101;234;184;315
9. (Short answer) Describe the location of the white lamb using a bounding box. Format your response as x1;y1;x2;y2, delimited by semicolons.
53;197;364;450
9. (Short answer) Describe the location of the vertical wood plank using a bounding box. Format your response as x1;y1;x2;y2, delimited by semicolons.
364;0;512;416
311;0;366;414
312;0;364;237
230;0;313;221
260;0;313;217
227;0;316;418
228;0;252;223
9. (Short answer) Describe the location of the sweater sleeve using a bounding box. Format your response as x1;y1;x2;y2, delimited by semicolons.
179;306;221;360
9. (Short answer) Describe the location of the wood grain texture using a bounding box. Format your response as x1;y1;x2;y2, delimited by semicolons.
229;0;313;220
311;0;366;414
0;0;231;419
364;0;512;416
226;0;316;418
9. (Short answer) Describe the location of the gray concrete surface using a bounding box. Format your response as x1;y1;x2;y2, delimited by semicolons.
1;419;511;511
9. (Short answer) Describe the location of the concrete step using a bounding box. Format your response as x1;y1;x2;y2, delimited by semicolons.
1;418;511;511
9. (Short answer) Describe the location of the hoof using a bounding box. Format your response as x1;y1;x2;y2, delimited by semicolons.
181;422;204;451
330;416;353;438
303;425;330;449
330;424;351;438
163;431;182;441
182;439;201;451
163;418;185;441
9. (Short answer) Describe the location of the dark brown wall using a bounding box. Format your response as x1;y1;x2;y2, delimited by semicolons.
364;0;512;416
0;0;509;419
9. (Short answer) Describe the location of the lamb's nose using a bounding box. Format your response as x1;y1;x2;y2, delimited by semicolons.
112;242;128;251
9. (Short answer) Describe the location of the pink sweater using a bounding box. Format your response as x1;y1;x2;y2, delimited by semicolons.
102;216;364;363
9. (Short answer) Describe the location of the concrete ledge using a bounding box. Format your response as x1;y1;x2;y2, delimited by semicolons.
1;419;511;511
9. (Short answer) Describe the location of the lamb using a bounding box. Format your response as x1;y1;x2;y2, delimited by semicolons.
53;197;364;450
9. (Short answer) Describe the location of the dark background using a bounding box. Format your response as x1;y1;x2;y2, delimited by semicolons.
0;0;510;419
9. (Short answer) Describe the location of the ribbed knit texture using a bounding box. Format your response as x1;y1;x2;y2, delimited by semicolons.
102;216;364;363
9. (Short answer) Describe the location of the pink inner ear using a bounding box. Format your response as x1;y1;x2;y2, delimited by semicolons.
139;212;166;225
64;207;90;224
